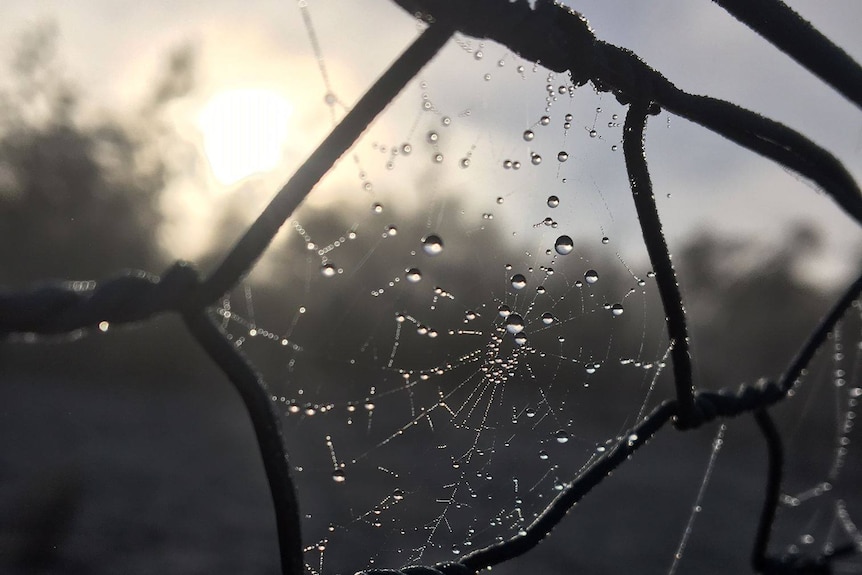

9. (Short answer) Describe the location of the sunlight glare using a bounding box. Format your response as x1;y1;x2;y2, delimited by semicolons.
198;88;292;185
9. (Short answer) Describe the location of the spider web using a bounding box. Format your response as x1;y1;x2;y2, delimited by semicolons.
210;2;862;574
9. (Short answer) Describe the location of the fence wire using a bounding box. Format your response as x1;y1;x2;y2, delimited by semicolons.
2;1;861;574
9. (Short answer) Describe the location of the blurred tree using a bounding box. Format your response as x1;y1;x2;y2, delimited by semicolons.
678;224;834;391
0;23;195;287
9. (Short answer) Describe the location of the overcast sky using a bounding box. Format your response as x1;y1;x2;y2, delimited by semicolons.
1;0;860;284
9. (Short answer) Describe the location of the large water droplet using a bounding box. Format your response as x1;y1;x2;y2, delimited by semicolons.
385;225;397;237
555;430;570;444
530;153;542;165
611;303;624;316
321;263;337;277
372;203;384;214
557;151;568;162
405;268;422;283
554;235;574;255
584;269;599;284
332;469;346;483
547;195;559;208
541;312;554;325
506;313;525;334
392;488;405;500
427;131;439;143
538;450;549;460
422;234;444;256
540;116;550;126
523;129;534;141
510;274;527;289
498;304;512;318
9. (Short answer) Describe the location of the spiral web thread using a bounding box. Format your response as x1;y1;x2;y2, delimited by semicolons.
2;1;862;574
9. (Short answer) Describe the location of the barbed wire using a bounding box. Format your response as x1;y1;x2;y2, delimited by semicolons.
2;1;861;574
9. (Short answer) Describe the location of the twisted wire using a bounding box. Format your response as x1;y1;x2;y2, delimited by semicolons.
0;262;198;335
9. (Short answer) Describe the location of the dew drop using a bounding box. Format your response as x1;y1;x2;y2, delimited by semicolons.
554;235;574;255
433;153;444;163
584;269;599;284
384;225;397;236
555;430;570;444
547;195;559;208
530;153;542;165
514;333;527;346
538;450;549;460
459;158;471;168
523;129;535;141
589;129;597;138
540;115;550;126
321;264;337;277
611;303;624;316
405;268;422;283
332;469;346;483
372;203;384;214
541;312;554;325
392;488;405;501
565;113;573;122
498;304;512;318
422;234;444;256
401;143;412;155
427;131;439;143
557;151;569;162
506;313;525;334
510;274;527;290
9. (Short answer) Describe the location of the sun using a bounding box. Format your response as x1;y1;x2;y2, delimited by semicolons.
198;88;293;186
